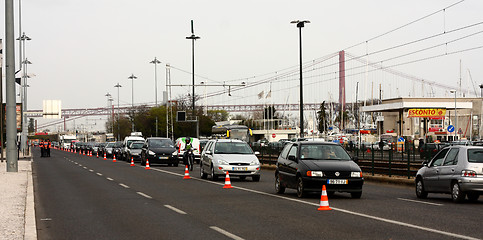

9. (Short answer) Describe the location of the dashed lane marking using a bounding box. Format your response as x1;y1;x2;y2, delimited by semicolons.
164;205;187;215
397;198;443;206
136;192;153;199
210;226;244;240
119;183;130;189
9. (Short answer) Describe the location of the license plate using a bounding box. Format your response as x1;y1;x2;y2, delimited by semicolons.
232;167;247;171
159;156;169;160
327;179;348;184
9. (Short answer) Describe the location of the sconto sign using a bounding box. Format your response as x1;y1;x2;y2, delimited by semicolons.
407;108;446;118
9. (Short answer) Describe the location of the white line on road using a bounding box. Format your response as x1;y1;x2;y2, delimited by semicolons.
106;177;114;181
397;198;443;206
83;167;87;169
119;183;130;188
164;205;187;215
136;192;153;199
96;173;103;176
210;226;244;240
89;169;94;172
147;167;477;240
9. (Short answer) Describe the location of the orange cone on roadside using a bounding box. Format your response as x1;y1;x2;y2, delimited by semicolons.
113;154;117;162
317;185;332;211
183;165;190;179
223;171;233;189
96;152;99;158
145;159;151;170
104;153;107;160
130;157;135;166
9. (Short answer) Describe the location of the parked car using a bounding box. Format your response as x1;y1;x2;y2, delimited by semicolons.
275;141;363;198
105;141;122;158
141;137;178;166
419;143;450;160
415;145;483;202
121;133;145;161
127;141;144;162
200;139;261;181
371;141;391;151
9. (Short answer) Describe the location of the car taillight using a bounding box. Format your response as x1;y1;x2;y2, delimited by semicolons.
461;170;477;177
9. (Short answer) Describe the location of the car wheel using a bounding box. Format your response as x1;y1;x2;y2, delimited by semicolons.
451;182;466;203
211;166;218;181
415;178;428;199
275;173;285;194
252;175;260;182
296;176;306;198
467;193;479;202
351;191;362;199
200;164;207;179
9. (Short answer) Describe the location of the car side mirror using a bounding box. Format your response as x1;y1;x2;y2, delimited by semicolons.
288;155;296;161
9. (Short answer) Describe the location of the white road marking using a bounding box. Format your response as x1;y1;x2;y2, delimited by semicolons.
397;198;443;206
164;205;187;215
148;167;478;240
89;169;94;172
106;177;114;181
136;192;152;199
83;167;87;170
210;226;244;240
40;218;52;221
119;183;130;189
96;173;103;176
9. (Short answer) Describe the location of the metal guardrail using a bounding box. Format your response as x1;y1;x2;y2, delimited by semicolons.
253;141;425;179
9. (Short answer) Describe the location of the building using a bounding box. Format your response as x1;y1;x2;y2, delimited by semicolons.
361;97;482;142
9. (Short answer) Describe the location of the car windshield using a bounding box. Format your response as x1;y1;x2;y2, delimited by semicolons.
130;142;144;149
214;142;253;154
150;139;174;148
467;149;483;163
300;144;351;161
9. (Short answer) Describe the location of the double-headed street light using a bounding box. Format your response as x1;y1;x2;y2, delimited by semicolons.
17;32;31;153
128;74;137;132
114;83;122;140
291;20;310;138
149;57;161;106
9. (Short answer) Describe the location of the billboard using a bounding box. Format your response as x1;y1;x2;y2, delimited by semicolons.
2;103;22;131
407;108;446;118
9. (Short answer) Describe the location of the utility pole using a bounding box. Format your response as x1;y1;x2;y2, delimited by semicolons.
6;0;18;171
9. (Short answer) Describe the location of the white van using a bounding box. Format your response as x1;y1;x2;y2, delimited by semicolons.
121;132;145;161
175;137;201;163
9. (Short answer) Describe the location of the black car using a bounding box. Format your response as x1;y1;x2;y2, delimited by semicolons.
275;141;363;198
419;143;450;160
141;137;178;167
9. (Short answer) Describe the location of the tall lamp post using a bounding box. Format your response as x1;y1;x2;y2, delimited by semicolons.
17;32;31;152
128;74;137;132
186;20;200;118
450;90;457;141
150;57;161;106
114;83;122;140
291;20;310;138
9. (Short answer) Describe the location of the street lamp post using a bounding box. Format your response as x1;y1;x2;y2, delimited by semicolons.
150;57;161;106
291;20;310;138
17;32;31;153
186;20;200;118
128;74;137;132
105;93;113;133
450;90;457;141
114;83;122;141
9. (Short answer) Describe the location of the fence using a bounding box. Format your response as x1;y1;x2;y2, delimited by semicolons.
252;141;426;179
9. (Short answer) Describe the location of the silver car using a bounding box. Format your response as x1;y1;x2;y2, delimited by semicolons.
415;145;483;202
200;139;261;182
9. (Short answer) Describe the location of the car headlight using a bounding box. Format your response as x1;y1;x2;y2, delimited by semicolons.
250;159;259;165
351;172;362;177
148;150;155;155
217;159;229;165
307;171;324;177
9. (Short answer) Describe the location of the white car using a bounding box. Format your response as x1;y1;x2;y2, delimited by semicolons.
200;139;261;182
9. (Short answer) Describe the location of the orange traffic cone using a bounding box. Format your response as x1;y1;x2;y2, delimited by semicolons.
183;165;190;179
223;171;233;189
317;185;332;211
130;157;135;166
96;152;99;158
104;153;107;160
112;154;117;162
145;159;151;170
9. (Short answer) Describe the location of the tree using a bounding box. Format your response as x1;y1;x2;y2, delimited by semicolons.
317;101;328;133
206;110;229;122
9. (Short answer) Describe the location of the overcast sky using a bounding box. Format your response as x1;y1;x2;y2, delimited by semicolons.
1;0;483;131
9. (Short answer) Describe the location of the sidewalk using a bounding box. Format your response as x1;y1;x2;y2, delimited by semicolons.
0;150;36;240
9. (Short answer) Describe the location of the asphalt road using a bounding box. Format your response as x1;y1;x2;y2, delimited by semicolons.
33;148;483;240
